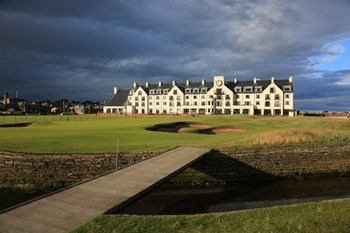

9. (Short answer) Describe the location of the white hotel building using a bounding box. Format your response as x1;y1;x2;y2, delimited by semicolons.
103;76;294;116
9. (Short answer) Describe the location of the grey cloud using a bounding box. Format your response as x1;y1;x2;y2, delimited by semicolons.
0;0;350;111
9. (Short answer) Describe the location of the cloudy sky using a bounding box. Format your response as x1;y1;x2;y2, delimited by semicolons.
1;0;350;110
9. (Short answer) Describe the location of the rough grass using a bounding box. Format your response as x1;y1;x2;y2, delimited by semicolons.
71;198;350;233
0;115;349;153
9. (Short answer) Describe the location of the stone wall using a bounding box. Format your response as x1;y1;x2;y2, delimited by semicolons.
188;144;350;184
0;150;163;192
223;144;350;177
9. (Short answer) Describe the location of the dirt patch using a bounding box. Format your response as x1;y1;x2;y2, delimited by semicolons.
146;122;244;135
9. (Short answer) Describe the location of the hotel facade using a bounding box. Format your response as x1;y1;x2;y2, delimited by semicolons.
103;76;294;116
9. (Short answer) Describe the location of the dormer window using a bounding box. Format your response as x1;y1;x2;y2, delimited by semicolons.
200;88;208;93
156;89;162;94
185;88;192;94
255;86;262;92
244;86;253;92
193;88;199;93
149;89;155;94
129;90;134;95
234;87;242;92
283;85;292;91
163;89;169;94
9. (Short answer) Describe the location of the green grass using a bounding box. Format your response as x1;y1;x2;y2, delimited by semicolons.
71;198;350;233
0;115;349;153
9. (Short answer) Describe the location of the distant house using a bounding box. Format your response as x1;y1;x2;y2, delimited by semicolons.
103;88;129;114
0;91;21;114
103;75;294;116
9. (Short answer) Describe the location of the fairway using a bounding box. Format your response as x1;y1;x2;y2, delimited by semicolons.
0;115;349;153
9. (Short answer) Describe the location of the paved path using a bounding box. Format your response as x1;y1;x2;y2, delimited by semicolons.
0;147;210;233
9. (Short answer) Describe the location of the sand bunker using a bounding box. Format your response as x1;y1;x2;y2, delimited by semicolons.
146;122;244;135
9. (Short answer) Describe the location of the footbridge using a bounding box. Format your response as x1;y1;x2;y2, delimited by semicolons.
0;147;210;233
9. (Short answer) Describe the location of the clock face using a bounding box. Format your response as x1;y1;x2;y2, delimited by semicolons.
216;80;223;86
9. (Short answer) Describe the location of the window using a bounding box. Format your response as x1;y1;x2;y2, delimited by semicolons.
245;95;250;99
201;95;205;99
194;102;197;106
201;101;206;106
244;101;250;106
286;94;290;99
265;94;270;100
185;96;190;99
156;89;162;94
193;88;199;93
234;101;240;105
150;102;153;105
275;101;280;107
235;94;240;99
141;102;145;107
141;97;145;101
156;96;160;100
163;96;166;100
138;91;142;95
149;90;154;94
149;96;152;100
226;95;230;99
173;90;177;95
201;88;207;93
156;102;159;105
256;94;260;99
265;101;270;107
193;96;197;99
270;88;275;93
225;101;230;106
177;96;181;100
275;94;280;100
130;90;134;94
185;102;190;105
177;102;181;106
135;97;139;101
163;89;169;94
286;101;290;105
163;102;167;105
185;88;191;93
256;101;260;105
169;96;174;101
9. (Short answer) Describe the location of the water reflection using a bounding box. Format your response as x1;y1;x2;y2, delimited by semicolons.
117;177;350;215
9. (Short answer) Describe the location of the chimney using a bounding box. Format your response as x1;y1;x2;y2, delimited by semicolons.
234;78;237;84
289;76;293;83
133;82;137;88
253;77;257;84
158;81;162;87
113;86;118;94
186;80;190;86
145;82;149;87
172;80;176;86
271;77;275;83
201;79;205;85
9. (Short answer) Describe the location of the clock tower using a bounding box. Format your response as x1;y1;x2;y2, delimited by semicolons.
214;75;225;87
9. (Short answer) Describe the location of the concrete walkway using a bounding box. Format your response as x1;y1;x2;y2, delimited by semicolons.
0;147;210;233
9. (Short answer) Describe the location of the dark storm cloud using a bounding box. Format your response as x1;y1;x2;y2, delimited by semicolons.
0;0;350;110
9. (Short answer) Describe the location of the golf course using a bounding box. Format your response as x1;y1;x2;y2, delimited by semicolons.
1;114;350;233
0;115;349;153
